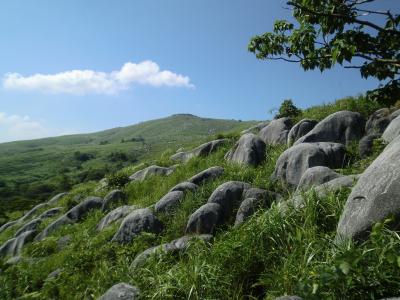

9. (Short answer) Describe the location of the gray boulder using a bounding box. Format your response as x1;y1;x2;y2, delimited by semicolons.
359;134;381;158
0;220;18;234
390;109;400;119
275;297;303;300
188;166;224;185
38;207;63;219
169;181;198;193
129;165;176;181
47;192;68;205
225;133;266;167
287;119;318;145
297;166;342;190
36;216;73;241
154;191;184;214
234;197;267;227
259;117;293;145
295;111;365;146
99;283;140;300
272;142;346;187
112;208;163;243
0;230;37;258
243;188;269;202
15;218;41;237
207;181;251;220
96;206;137;232
241;121;270;135
102;190;126;212
382;114;400;143
131;234;213;270
19;203;48;223
365;108;391;135
337;136;400;241
170;139;227;163
185;203;223;235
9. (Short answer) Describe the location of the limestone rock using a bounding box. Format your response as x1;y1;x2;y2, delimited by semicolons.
225;133;266;167
169;181;198;193
188;166;224;185
47;192;68;205
154;191;184;214
99;283;140;300
170;139;227;163
365;108;391;135
382;114;400;143
129;165;176;181
287;119;318;145
97;206;137;232
297;166;342;191
259;117;293;145
185;203;222;235
102;190;126;212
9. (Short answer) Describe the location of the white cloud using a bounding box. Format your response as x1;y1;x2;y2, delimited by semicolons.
0;112;50;142
3;60;194;95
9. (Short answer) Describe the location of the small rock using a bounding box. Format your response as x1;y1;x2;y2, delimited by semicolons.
129;165;176;181
47;192;69;205
185;203;222;235
98;283;140;300
225;133;266;167
15;218;41;237
259;117;293;145
154;191;184;214
287;119;318;145
297;166;342;191
170;139;227;163
365;108;391;135
169;181;198;193
188;166;224;185
382;114;400;143
38;207;63;219
0;220;18;234
234;197;267;227
97;206;137;231
102;190;126;212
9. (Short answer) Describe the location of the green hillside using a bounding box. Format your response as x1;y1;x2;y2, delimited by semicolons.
0;114;256;219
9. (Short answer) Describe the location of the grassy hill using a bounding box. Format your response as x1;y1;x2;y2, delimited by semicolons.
0;114;256;219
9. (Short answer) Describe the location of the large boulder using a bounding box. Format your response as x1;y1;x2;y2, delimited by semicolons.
225;133;266;167
297;166;342;191
131;234;213;270
47;192;68;205
170;139;227;163
359;134;381;158
241;121;270;135
207;181;251;220
382;114;400;143
234;197;267;227
112;208;163;243
259;117;292;145
337;136;400;241
287;119;318;145
0;230;37;258
272;142;346;187
96;206;138;232
169;181;198;193
295;111;365;146
185;203;222;235
365;108;391;135
99;283;140;300
129;165;176;181
101;190;126;212
15;218;41;237
188;166;224;185
154;191;184;214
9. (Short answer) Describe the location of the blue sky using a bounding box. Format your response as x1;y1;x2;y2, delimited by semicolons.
0;0;397;142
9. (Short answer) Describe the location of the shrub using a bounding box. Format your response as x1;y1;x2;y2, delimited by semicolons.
275;99;302;119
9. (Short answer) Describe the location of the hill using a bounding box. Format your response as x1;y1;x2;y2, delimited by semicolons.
0;114;256;218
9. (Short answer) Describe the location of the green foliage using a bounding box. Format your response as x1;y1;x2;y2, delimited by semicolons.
249;0;400;105
276;99;302;119
106;172;130;188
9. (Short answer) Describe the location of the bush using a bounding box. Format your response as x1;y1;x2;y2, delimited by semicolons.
106;172;130;188
275;99;302;119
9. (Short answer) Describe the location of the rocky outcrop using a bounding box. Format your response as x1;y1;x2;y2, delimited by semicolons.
101;190;126;212
47;192;68;205
169;181;198;193
234;197;266;227
129;165;176;181
170;139;227;163
154;191;184;214
241;121;270;135
0;220;18;234
295;111;365;146
287;119;318;145
207;181;251;220
259;117;292;145
15;218;41;237
337;136;400;241
38;207;63;219
19;203;48;223
188;166;224;185
99;283;140;300
272;142;346;187
0;230;37;258
297;166;342;190
185;203;223;235
225;133;266;167
131;234;213;270
112;208;163;243
382;114;400;143
359;134;381;158
96;206;138;232
365;108;391;135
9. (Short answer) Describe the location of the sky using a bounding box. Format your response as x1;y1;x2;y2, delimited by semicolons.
0;0;398;143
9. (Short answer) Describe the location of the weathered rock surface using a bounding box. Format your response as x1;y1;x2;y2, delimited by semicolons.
188;166;224;185
225;133;266;167
272;142;346;187
185;203;222;235
129;165;176;181
131;234;213;270
295;111;365;145
97;206;137;232
241;121;270;135
0;220;18;234
359;134;381;158
275;296;303;300
365;108;391;135
243;188;269;202
170;139;227;163
390;109;400;120
154;191;184;213
38;207;63;219
19;203;48;223
297;166;342;190
207;181;251;219
102;190;126;212
337;136;400;241
0;230;36;258
382;114;400;143
99;283;140;300
287;119;318;145
169;181;198;193
15;218;41;237
112;208;163;243
47;192;68;205
234;197;267;227
259;117;293;145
